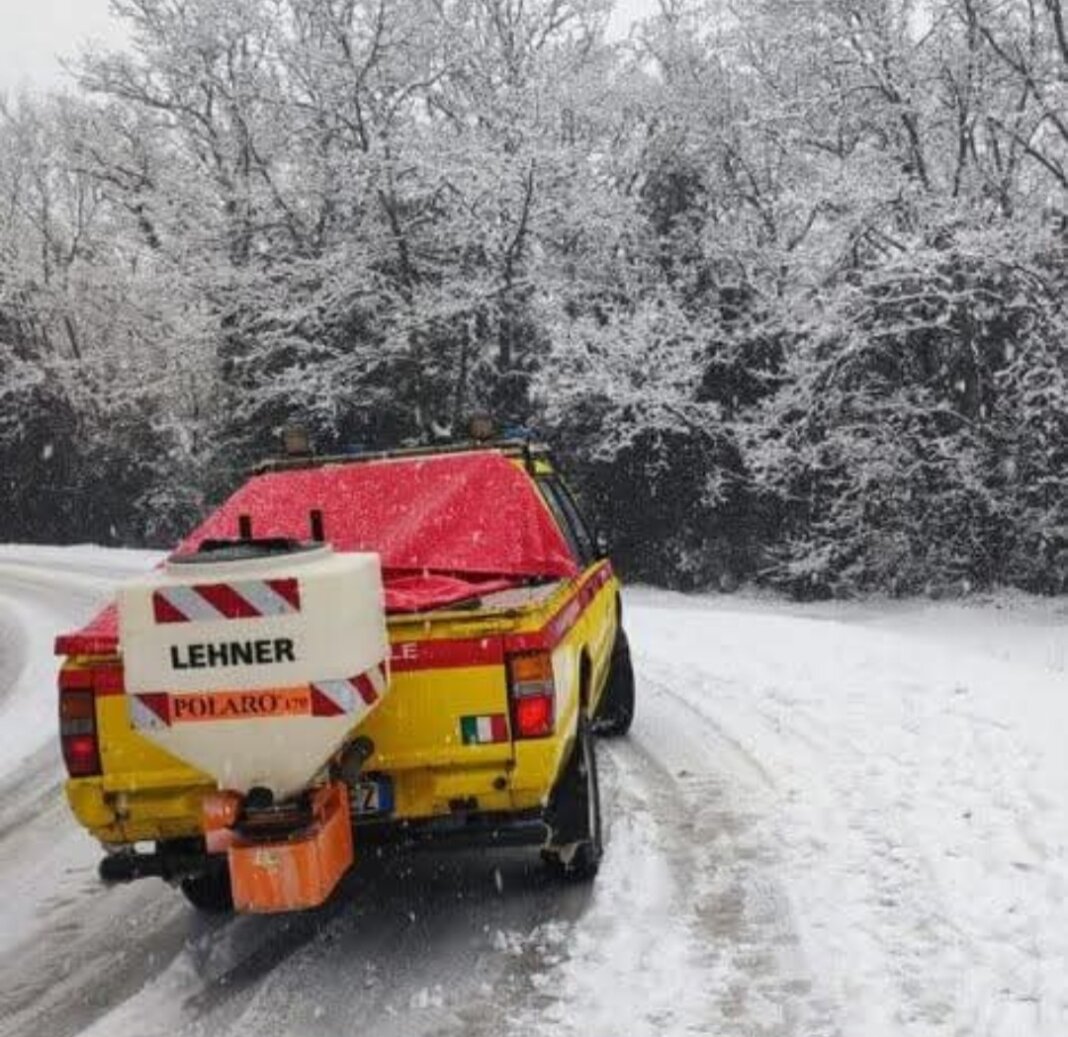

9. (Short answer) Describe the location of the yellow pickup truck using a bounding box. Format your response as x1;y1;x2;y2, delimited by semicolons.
56;439;635;912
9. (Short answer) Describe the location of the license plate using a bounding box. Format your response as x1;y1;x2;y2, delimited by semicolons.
350;776;393;816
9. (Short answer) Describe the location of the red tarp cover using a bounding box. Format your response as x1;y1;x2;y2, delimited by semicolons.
56;451;579;655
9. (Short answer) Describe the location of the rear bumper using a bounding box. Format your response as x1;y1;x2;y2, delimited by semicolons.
66;776;214;844
68;761;555;847
355;808;550;851
72;765;553;856
98;809;552;889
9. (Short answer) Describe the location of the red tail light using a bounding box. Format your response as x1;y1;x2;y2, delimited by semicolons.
58;665;113;777
508;651;555;739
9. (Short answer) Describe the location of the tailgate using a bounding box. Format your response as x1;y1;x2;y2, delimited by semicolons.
358;585;565;773
359;626;514;771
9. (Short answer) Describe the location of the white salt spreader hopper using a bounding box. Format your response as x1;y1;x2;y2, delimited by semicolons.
117;540;390;912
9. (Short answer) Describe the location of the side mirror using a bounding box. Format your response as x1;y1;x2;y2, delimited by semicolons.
594;530;610;559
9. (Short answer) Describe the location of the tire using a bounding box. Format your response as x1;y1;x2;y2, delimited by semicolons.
543;717;603;881
594;628;635;737
179;863;234;913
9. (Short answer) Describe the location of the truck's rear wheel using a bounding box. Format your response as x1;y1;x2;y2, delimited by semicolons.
179;863;233;913
594;628;635;737
543;717;603;881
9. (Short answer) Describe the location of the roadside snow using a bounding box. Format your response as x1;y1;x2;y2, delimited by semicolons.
0;545;159;778
0;543;161;578
625;589;1068;1037
0;586;66;777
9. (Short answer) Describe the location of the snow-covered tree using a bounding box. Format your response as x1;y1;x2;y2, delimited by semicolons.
0;0;1063;594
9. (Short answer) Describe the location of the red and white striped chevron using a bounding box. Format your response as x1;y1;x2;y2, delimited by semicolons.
309;661;389;717
152;578;301;623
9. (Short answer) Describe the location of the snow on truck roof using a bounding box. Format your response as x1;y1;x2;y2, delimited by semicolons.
55;450;579;656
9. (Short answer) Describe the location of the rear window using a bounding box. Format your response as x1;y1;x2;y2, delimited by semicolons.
538;477;595;566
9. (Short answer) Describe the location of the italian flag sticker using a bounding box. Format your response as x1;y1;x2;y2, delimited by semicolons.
461;714;509;745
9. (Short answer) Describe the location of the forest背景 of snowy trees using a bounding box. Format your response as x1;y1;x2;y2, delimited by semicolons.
0;0;1064;597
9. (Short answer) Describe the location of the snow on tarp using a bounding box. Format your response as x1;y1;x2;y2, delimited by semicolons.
179;451;577;578
55;451;577;656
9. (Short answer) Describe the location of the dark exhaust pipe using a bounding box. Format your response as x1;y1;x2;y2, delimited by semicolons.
99;849;214;885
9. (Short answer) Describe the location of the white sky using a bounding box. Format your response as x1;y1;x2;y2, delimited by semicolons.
0;0;124;92
0;0;657;92
608;0;659;39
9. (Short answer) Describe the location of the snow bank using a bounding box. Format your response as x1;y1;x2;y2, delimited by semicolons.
0;545;160;779
627;590;1068;1037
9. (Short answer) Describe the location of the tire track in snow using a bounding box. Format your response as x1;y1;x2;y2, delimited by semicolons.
637;649;965;1035
59;849;594;1037
502;666;840;1037
0;551;200;1037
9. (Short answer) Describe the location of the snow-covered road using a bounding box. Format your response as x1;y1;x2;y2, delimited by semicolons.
0;547;1065;1036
